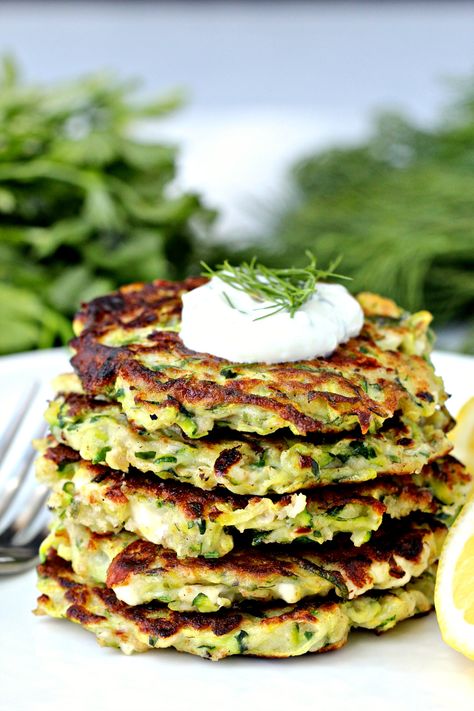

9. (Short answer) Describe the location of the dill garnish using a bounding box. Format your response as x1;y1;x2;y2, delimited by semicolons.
201;252;349;320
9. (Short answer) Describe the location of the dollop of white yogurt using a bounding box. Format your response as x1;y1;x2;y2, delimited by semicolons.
180;277;364;364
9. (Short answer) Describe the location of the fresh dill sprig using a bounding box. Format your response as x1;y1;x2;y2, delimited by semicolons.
201;252;349;320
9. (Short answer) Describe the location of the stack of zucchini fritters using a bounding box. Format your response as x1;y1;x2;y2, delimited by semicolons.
34;278;471;660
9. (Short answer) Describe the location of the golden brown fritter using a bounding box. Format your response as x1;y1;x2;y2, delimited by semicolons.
35;552;436;659
46;392;454;495
37;439;469;557
69;279;445;438
41;516;445;611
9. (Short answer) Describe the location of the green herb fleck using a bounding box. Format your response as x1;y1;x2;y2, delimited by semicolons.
349;441;377;459
92;446;111;464
135;450;156;460
251;532;269;546
197;519;207;535
220;367;238;379
378;615;396;629
235;630;249;653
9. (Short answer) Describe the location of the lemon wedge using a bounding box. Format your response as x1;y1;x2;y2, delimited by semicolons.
435;489;474;659
435;397;474;658
448;396;474;474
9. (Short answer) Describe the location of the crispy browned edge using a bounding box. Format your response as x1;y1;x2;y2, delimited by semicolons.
37;552;344;640
70;278;436;436
44;441;469;526
104;516;444;589
37;548;432;655
41;462;444;593
74;277;206;334
58;391;454;478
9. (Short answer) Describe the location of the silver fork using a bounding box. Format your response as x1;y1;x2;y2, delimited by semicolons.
0;381;50;574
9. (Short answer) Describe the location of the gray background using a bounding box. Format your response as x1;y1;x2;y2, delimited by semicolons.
1;2;474;257
2;1;474;119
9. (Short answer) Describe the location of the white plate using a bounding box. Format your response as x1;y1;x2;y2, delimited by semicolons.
1;348;474;711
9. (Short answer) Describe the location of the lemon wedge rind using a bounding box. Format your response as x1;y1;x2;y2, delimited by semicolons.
435;491;474;660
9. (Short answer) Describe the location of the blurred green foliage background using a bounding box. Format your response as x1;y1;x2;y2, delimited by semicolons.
227;82;474;351
0;58;214;354
1;60;473;355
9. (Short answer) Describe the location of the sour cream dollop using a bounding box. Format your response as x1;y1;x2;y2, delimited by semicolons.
180;277;364;364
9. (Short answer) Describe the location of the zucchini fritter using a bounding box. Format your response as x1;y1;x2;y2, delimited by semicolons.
37;440;469;557
46;392;453;495
35;553;436;659
41;517;444;611
69;279;445;438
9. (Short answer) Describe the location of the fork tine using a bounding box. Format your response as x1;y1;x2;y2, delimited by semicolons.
0;379;56;573
0;485;49;545
0;446;39;523
0;534;46;574
0;380;39;462
0;439;44;524
0;526;49;558
0;382;51;525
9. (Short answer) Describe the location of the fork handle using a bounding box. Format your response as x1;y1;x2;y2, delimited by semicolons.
0;550;39;574
0;545;39;560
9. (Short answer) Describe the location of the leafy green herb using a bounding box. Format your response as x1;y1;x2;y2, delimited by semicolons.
334;441;377;464
378;615;396;629
0;57;215;355
326;505;347;518
239;79;474;348
297;535;320;544
201;251;349;320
